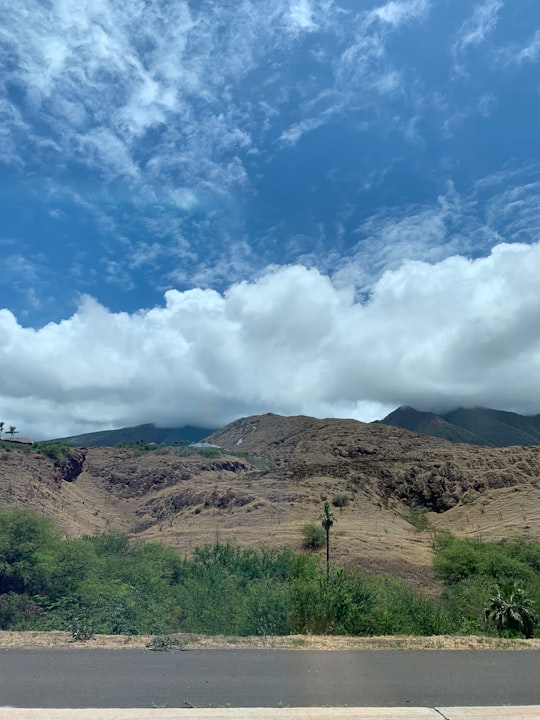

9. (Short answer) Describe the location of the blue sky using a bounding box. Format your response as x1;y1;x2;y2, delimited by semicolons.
1;0;540;439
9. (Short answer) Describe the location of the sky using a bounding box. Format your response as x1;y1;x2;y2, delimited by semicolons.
1;0;540;440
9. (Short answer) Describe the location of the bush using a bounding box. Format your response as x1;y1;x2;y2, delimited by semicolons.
0;508;61;596
43;586;173;636
332;493;350;510
362;575;451;635
146;635;183;651
433;536;535;585
69;618;96;641
301;524;326;551
0;593;41;630
289;568;372;635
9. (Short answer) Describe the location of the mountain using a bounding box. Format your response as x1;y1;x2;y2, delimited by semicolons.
46;423;216;447
2;412;540;589
381;407;540;447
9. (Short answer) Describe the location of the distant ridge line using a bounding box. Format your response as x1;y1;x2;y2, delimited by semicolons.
45;406;540;448
46;423;216;447
381;406;540;447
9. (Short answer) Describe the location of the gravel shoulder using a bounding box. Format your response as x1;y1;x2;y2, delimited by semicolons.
1;631;539;650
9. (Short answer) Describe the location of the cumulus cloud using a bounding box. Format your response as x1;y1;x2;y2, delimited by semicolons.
1;243;540;439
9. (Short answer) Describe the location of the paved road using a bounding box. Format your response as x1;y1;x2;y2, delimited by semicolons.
1;649;539;708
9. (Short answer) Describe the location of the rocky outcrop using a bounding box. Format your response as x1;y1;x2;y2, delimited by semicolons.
54;448;86;483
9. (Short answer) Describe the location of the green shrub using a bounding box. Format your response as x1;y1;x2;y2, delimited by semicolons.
69;618;96;641
362;575;451;635
332;493;350;510
43;585;173;636
289;568;372;634
301;524;326;551
0;508;61;596
32;443;71;464
146;635;183;651
433;536;535;585
0;593;41;630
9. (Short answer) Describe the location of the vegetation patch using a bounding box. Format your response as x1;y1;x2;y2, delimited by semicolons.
32;443;66;461
407;507;430;532
146;635;185;651
433;534;540;636
0;508;537;639
114;440;158;456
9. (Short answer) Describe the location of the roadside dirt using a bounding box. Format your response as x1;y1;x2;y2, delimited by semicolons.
0;631;539;651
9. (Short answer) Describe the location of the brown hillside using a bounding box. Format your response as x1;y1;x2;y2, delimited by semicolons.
1;414;539;591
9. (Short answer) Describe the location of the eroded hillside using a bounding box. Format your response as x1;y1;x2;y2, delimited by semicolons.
1;414;539;590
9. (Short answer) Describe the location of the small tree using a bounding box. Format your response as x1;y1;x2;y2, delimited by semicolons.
7;426;18;440
321;503;335;579
0;422;4;439
485;581;537;639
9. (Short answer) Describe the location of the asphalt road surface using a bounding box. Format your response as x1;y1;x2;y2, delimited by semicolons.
1;649;539;708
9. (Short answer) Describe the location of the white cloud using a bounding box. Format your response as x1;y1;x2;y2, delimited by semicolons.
1;1;312;196
0;254;47;311
333;0;432;112
1;0;432;196
287;0;318;32
483;179;540;242
334;172;540;295
369;0;431;27
452;0;503;70
279;117;326;146
478;92;496;117
334;184;481;290
512;29;540;65
1;243;540;439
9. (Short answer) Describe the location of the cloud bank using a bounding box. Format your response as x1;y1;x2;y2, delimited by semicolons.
1;242;540;439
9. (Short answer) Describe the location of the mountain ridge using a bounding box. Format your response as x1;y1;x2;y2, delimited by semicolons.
43;406;540;449
381;406;540;446
47;423;215;447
